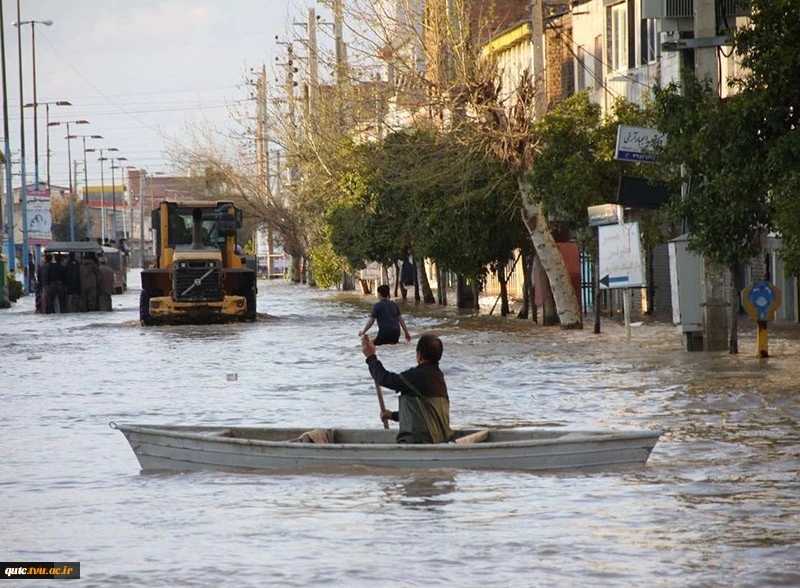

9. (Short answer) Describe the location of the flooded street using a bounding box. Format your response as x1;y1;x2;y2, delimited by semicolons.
1;273;798;587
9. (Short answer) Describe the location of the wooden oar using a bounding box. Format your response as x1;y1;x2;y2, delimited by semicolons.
375;381;389;429
362;334;390;430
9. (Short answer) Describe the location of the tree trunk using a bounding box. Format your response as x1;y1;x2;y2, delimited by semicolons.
534;254;558;326
291;256;302;283
341;271;355;291
415;255;436;303
729;262;740;354
394;262;408;299
412;257;420;302
456;274;476;308
517;176;582;329
498;264;510;316
436;264;448;305
530;251;538;323
702;257;729;351
381;264;390;289
645;247;655;315
517;251;531;320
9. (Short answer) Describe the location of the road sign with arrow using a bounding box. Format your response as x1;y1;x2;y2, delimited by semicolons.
598;222;645;290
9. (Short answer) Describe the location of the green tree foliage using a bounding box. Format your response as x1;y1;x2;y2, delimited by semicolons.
652;78;770;269
734;0;800;276
328;128;521;287
50;197;87;242
527;92;668;254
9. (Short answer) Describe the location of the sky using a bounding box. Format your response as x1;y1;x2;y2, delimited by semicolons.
1;0;317;190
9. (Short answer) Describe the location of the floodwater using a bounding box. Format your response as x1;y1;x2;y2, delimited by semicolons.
1;273;798;587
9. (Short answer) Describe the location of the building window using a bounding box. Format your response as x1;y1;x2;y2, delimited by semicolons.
576;46;586;91
606;3;628;72
593;36;603;87
641;18;660;64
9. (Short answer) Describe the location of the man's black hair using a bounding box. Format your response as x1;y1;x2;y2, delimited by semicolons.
377;284;390;297
417;333;443;363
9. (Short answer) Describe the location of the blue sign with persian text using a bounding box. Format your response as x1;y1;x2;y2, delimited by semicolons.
615;125;666;163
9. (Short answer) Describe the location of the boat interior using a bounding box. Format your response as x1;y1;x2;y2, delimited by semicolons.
143;426;603;445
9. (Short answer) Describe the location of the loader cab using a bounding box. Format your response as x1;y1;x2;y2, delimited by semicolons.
151;202;242;258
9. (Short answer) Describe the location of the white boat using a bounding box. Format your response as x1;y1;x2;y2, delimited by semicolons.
112;423;661;473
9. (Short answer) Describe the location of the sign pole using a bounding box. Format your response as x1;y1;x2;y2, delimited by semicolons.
756;320;768;359
623;288;631;340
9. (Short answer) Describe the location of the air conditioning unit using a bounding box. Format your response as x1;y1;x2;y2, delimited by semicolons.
642;0;694;20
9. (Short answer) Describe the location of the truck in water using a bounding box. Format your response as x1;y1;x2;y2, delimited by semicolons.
139;200;257;326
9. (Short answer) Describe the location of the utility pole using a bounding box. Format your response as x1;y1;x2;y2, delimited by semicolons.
530;1;547;119
333;0;346;127
285;43;298;186
0;0;14;271
695;0;728;351
254;65;274;278
307;7;319;127
139;170;145;267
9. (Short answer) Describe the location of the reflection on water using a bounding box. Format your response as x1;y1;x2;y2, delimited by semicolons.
382;472;458;510
1;272;798;586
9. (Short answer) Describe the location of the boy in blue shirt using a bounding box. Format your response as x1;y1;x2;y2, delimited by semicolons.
358;284;412;345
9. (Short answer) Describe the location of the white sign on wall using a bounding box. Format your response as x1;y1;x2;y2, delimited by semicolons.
598;222;645;289
615;125;666;163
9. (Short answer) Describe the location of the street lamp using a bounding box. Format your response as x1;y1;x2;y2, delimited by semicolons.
86;146;118;243
13;17;53;188
72;134;102;239
29;99;71;187
49;118;88;240
109;156;127;242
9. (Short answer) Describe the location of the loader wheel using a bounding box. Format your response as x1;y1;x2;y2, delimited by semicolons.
239;286;257;322
139;289;159;326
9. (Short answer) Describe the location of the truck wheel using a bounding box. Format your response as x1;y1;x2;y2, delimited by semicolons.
139;289;158;326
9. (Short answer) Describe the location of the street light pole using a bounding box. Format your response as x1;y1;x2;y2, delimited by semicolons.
14;0;31;291
49;118;88;241
109;156;127;242
87;147;118;243
0;0;15;271
38;100;71;187
14;17;52;189
75;134;102;240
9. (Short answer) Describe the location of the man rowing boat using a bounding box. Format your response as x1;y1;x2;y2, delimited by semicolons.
361;333;453;444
